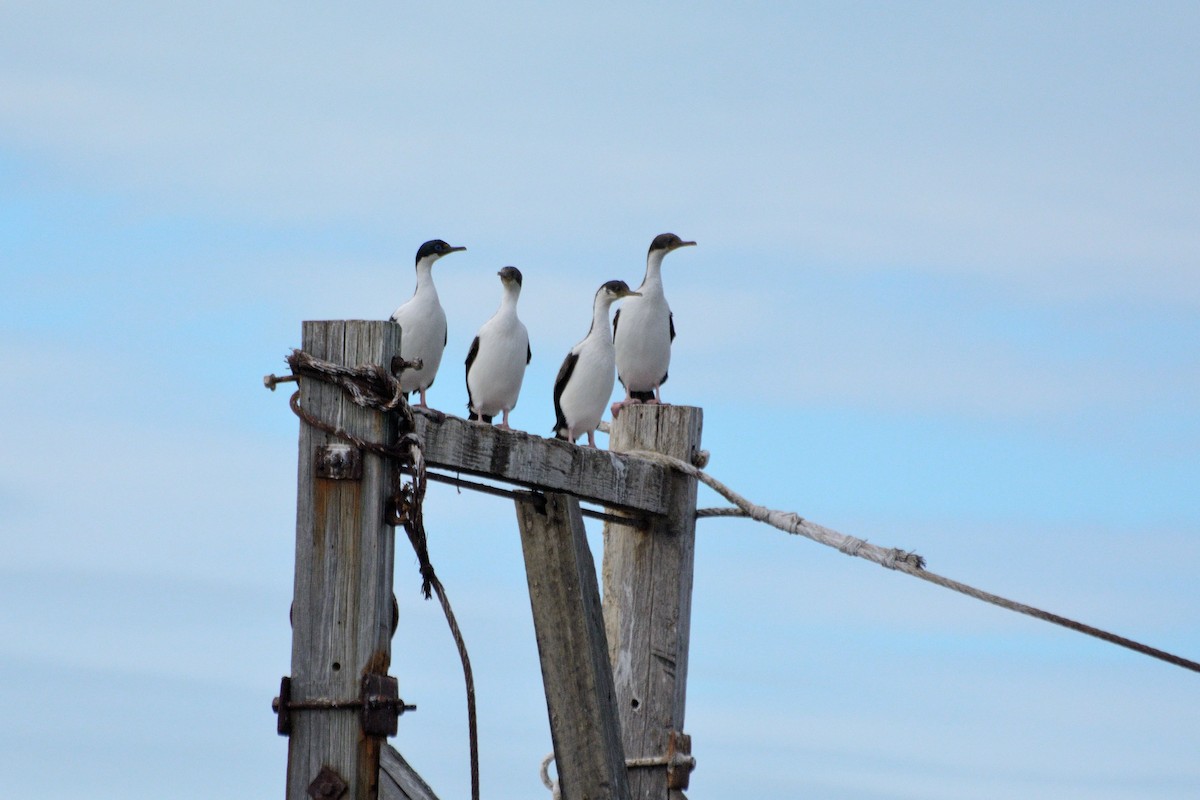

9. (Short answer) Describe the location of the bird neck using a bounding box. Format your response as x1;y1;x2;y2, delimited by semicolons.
414;258;439;294
497;283;521;316
638;250;667;294
589;295;616;337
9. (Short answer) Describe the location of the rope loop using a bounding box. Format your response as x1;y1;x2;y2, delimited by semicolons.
540;753;561;799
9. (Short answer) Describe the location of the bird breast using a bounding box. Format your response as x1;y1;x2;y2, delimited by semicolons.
392;292;447;392
614;293;672;389
561;334;616;432
469;318;529;414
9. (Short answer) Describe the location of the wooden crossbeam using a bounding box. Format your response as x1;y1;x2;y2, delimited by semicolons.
410;413;671;517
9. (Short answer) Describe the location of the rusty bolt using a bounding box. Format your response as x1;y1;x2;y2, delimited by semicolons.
308;766;347;800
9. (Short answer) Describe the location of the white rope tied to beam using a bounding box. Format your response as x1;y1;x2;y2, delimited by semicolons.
540;750;696;798
540;753;561;800
629;449;1200;675
630;449;926;572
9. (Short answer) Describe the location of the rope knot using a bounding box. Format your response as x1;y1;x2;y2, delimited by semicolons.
775;511;805;530
880;548;925;570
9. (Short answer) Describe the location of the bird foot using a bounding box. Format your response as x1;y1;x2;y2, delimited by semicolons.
610;398;644;418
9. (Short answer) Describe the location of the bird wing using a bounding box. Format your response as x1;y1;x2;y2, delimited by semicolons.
612;308;620;341
669;312;675;342
552;351;578;435
527;342;532;365
464;335;481;412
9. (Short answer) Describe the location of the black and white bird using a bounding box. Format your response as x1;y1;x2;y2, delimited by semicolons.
612;233;696;414
553;280;641;447
389;239;466;409
465;266;531;430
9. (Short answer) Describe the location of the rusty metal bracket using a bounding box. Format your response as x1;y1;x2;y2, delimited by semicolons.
275;675;293;735
359;673;404;737
625;730;695;790
315;443;363;480
273;675;416;737
667;730;695;790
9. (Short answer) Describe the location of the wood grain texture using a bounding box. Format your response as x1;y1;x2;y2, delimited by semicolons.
515;492;631;800
379;745;441;800
288;321;401;800
411;413;671;516
601;405;703;800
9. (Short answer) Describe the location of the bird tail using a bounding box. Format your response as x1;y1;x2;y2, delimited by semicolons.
468;411;494;423
630;390;655;402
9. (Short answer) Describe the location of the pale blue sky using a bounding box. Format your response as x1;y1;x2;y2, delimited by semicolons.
2;2;1198;798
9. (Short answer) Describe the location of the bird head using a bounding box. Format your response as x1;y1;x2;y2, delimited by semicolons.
648;233;697;256
415;239;467;266
600;279;641;301
498;266;523;286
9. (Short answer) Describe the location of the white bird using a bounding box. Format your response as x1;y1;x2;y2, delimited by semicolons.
612;233;696;414
389;238;466;409
465;266;531;430
553;280;641;447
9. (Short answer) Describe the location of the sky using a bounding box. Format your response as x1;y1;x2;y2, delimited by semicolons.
2;2;1198;798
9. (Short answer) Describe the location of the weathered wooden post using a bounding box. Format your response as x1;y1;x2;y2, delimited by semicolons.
514;492;632;800
602;405;704;799
284;320;401;800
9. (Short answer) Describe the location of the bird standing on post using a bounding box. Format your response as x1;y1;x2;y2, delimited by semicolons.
553;280;641;447
465;266;531;430
612;233;696;415
390;239;466;409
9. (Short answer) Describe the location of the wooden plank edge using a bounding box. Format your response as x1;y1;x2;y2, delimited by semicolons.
380;745;441;800
410;412;672;517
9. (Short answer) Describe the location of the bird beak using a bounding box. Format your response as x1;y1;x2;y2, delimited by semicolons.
677;240;697;249
624;290;643;297
448;245;467;253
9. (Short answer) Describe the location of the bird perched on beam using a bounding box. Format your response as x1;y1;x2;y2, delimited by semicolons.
390;238;466;409
612;233;696;415
465;266;531;430
553;280;641;447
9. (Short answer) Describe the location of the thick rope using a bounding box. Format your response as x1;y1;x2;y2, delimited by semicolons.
287;348;411;413
633;450;1200;675
273;351;482;800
